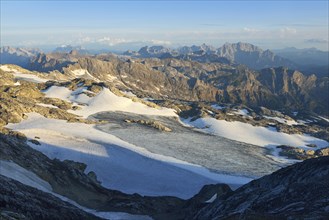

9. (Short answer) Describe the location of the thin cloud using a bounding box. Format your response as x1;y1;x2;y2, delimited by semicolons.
280;27;297;38
305;38;328;44
150;40;172;45
200;23;225;27
272;23;327;27
243;27;260;33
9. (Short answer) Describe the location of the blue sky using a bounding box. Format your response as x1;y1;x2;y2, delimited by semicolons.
1;1;328;50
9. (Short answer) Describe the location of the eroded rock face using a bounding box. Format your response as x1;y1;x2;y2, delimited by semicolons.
192;156;329;220
277;145;329;160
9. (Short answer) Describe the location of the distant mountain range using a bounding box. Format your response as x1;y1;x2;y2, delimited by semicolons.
124;42;298;70
1;42;328;77
273;47;329;78
0;46;41;68
273;47;329;66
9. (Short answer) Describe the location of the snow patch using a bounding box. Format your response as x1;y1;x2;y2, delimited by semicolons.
205;193;217;203
0;65;18;72
71;69;89;76
43;86;72;100
318;116;329;123
43;86;176;117
107;74;118;81
263;116;298;126
0;65;48;83
211;104;225;110
36;103;58;108
122;91;137;97
71;69;99;82
233;109;249;116
183;117;328;149
13;72;48;83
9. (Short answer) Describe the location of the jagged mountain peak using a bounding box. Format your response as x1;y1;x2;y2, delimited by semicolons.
217;42;296;69
137;45;172;56
221;42;263;52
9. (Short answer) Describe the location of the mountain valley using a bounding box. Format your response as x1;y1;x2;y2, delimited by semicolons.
0;42;328;219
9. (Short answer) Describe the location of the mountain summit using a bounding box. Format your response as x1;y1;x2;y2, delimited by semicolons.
217;42;297;69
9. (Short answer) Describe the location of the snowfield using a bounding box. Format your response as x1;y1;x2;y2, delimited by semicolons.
13;72;48;83
6;113;251;199
183;117;328;149
43;86;177;117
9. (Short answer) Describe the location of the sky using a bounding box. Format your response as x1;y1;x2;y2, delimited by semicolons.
1;0;328;51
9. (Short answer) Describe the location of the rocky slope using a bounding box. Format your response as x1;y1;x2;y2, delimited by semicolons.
0;175;102;220
59;56;328;115
192;156;329;220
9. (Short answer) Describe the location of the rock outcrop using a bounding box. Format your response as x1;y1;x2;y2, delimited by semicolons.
192;156;329;220
277;145;329;160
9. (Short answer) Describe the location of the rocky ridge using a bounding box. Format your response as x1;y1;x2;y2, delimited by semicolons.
23;52;329;115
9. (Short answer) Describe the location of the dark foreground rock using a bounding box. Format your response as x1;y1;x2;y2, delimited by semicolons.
1;129;329;220
192;156;329;220
0;131;186;217
0;175;101;220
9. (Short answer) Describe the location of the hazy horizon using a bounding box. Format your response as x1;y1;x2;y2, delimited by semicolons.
1;1;328;51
